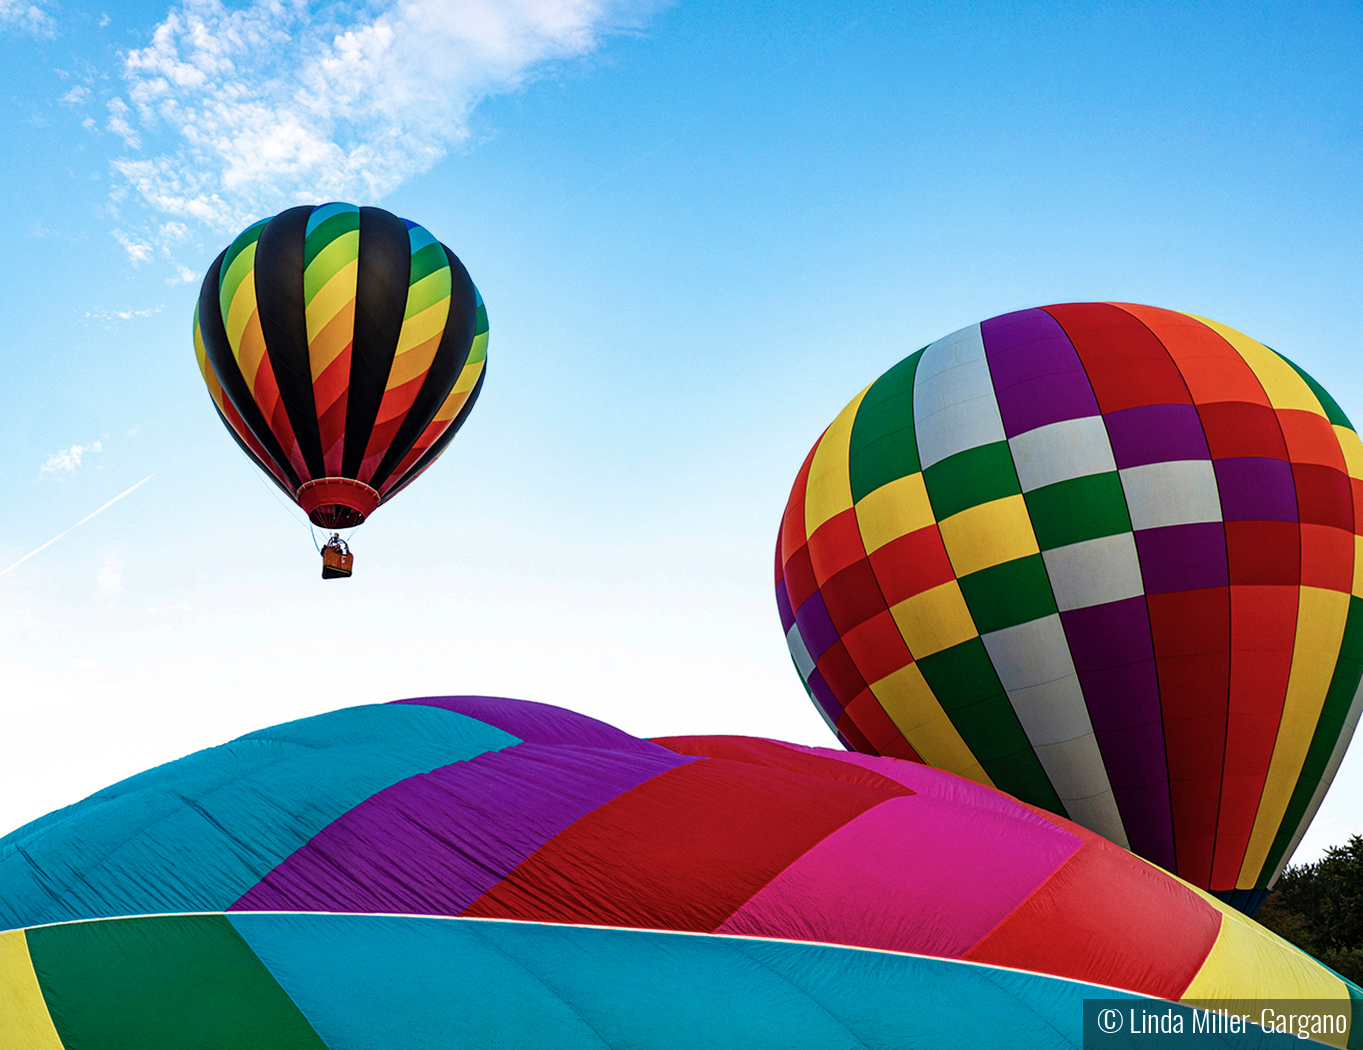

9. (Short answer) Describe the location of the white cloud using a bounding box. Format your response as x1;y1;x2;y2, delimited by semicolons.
158;220;191;242
112;228;154;265
41;441;103;476
83;304;164;325
0;0;54;36
106;97;142;149
111;0;658;233
60;85;93;106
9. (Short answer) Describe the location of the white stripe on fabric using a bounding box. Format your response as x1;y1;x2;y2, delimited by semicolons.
912;324;1006;469
981;616;1087;733
1050;776;1129;849
1042;533;1145;612
1119;460;1222;530
1004;674;1091;744
981;615;1127;847
787;623;816;680
1008;416;1116;492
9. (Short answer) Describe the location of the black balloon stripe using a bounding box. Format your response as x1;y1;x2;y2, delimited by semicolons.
197;249;302;490
367;246;479;492
254;205;326;482
343;207;412;478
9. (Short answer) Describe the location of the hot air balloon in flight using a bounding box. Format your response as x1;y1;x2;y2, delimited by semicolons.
193;204;488;578
776;302;1363;914
0;696;1354;1048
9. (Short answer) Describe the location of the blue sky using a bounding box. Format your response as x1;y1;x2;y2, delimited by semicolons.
1;0;1361;861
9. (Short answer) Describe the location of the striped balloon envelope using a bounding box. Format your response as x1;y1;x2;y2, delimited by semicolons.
194;204;488;529
0;697;1356;1049
776;303;1363;913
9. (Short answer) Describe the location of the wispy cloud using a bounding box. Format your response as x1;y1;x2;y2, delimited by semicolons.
112;228;154;265
0;0;54;36
105;97;142;149
108;0;658;241
41;441;103;477
82;305;164;326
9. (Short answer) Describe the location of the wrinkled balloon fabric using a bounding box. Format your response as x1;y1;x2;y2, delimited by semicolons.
777;303;1363;912
0;697;1357;1048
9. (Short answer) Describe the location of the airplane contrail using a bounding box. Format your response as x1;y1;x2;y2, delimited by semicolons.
0;474;155;578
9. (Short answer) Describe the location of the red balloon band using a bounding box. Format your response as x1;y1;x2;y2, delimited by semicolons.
296;477;381;528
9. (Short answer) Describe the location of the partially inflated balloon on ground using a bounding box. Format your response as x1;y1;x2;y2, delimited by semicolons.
776;303;1363;913
0;696;1356;1048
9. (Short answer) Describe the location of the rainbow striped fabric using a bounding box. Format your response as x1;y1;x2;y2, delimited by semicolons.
193;204;487;526
777;303;1363;911
0;697;1357;1048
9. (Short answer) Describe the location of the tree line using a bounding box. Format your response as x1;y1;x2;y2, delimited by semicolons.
1256;835;1363;984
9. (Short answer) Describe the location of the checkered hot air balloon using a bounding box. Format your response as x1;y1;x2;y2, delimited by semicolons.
0;697;1355;1048
193;204;488;531
776;302;1363;914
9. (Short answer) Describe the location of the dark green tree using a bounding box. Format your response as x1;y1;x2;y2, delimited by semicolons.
1256;835;1363;985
